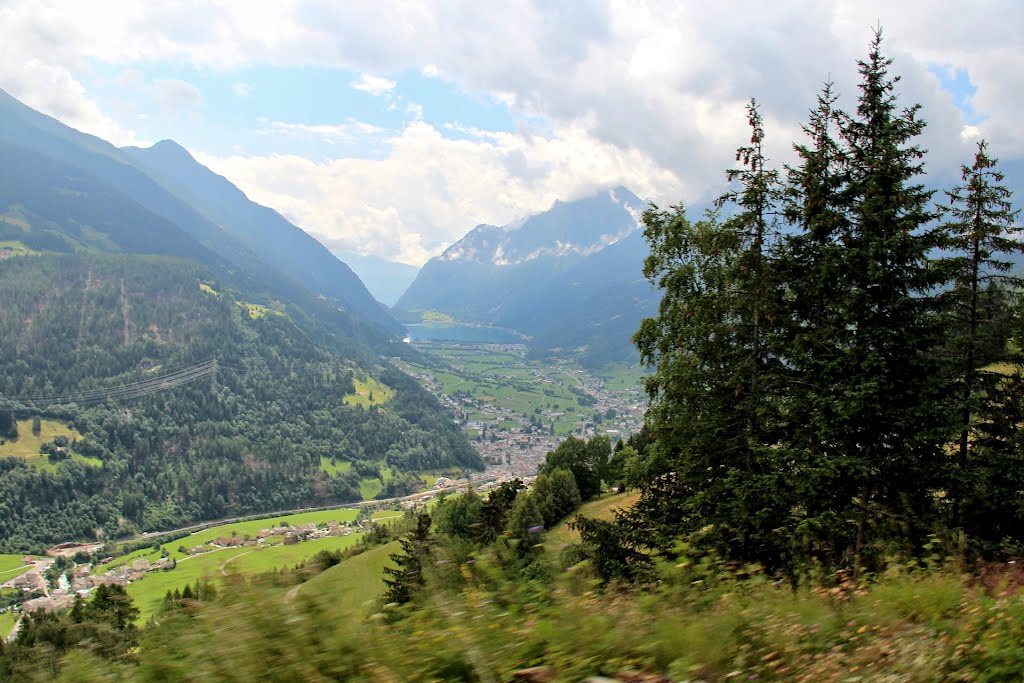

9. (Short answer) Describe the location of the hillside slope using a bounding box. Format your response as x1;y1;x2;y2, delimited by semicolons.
122;141;399;334
0;89;397;347
0;254;479;553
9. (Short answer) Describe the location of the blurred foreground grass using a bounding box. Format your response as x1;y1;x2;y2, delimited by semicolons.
53;543;1024;683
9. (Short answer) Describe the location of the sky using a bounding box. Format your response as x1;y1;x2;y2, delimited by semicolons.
0;1;1020;266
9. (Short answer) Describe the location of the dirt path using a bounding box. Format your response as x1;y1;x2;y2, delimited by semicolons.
219;550;255;575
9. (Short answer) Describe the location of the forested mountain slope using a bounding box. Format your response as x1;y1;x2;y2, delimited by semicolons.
0;254;479;552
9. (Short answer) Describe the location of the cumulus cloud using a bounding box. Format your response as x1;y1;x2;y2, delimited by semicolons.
198;120;679;266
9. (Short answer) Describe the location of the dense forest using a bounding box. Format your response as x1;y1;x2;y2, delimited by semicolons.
0;254;480;551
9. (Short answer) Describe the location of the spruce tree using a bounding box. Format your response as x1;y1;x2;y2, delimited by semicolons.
939;140;1023;539
382;512;432;605
787;29;947;573
626;102;792;568
778;82;855;565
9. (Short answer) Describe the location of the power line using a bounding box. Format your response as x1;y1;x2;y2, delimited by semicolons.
0;359;244;410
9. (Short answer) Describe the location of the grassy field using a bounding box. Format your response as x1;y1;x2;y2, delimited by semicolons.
126;508;361;563
226;534;362;575
300;540;399;618
318;456;352;476
545;491;641;548
593;362;650;391
127;534;366;622
0;554;31;575
127;547;249;621
357;464;396;500
344;375;395;407
0;610;17;640
359;477;384;500
0;419;82;457
0;240;39;257
0;419;101;471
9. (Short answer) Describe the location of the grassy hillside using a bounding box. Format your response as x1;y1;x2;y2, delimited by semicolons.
545;491;641;548
300;540;399;618
0;419;101;471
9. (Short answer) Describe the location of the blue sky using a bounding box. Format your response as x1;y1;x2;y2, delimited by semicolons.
0;1;1019;265
79;61;521;159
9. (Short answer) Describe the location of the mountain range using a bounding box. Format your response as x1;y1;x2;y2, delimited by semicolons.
395;187;657;366
0;88;399;341
0;89;478;550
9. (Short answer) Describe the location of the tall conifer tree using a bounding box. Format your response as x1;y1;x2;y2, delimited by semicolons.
940;140;1022;538
382;512;432;605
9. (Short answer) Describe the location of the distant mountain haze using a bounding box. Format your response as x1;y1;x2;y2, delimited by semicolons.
332;251;420;307
396;187;657;366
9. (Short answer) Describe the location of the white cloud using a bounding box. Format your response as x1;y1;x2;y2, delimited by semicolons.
198;120;678;266
0;0;1021;261
232;82;252;97
261;118;385;145
350;73;396;96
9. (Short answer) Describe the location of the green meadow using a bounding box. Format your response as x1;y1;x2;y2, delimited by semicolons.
343;375;394;407
299;540;399;618
126;534;365;622
545;490;641;549
0;610;17;640
0;554;32;577
114;508;361;564
0;419;101;471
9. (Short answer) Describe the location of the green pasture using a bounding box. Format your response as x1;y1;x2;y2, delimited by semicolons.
225;534;362;575
0;240;39;257
127;547;249;621
127;533;365;622
0;554;31;576
369;510;404;522
545;491;641;549
359;477;384;500
300;541;400;618
344;375;394;408
132;508;360;562
318;457;352;476
0;611;17;640
0;419;82;457
0;419;101;471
